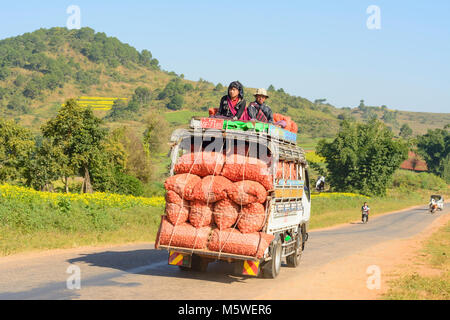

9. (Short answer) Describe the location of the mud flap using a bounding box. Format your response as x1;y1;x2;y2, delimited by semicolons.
168;251;192;268
235;260;260;276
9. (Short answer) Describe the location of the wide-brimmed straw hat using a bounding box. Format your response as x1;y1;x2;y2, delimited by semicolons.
254;88;269;98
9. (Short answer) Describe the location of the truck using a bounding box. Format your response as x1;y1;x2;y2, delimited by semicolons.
155;117;311;279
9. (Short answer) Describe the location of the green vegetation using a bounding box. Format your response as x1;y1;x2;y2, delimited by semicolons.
383;220;450;300
317;119;408;196
0;188;163;256
0;119;34;182
416;126;450;183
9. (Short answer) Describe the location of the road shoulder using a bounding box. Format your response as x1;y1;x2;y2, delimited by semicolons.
256;210;449;299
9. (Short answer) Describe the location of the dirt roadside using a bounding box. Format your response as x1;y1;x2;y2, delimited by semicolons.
256;211;450;300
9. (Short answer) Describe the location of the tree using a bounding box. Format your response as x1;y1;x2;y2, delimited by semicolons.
106;99;129;120
399;123;413;139
41;99;107;193
143;113;170;156
358;99;366;111
166;94;184;110
214;83;224;92
382;109;398;125
133;86;151;105
0;119;35;182
24;138;67;191
416;127;450;179
316;119;408;196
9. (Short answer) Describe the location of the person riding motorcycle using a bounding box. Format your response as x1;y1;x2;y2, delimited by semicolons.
316;176;325;192
361;202;370;223
429;197;438;213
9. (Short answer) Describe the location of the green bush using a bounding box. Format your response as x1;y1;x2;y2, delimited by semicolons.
390;170;448;192
113;170;144;196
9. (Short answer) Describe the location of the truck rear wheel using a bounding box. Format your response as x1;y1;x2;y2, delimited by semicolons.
286;228;303;267
261;236;282;279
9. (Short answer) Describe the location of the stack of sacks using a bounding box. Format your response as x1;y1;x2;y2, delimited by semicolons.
157;151;274;257
273;113;298;134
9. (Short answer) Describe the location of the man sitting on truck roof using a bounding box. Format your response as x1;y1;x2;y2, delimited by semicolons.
247;88;273;123
217;81;249;121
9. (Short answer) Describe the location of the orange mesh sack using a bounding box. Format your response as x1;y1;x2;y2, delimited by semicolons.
221;154;273;191
228;180;267;205
165;202;190;226
291;163;298;180
189;200;214;228
209;108;219;116
276;161;284;179
284;162;291;180
190;175;233;203
165;190;187;206
157;217;211;249
208;228;274;258
290;121;298;133
174;152;225;177
164;173;201;200
213;198;240;230
237;203;266;233
273;113;283;123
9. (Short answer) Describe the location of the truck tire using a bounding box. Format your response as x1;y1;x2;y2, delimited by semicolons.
286;228;303;268
261;235;282;279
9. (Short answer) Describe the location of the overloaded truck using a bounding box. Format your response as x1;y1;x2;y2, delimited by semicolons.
155;117;311;278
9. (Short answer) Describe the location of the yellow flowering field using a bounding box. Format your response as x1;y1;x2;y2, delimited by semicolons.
311;192;370;199
61;97;128;111
0;184;164;209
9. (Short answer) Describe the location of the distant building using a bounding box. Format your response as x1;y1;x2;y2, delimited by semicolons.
400;151;428;172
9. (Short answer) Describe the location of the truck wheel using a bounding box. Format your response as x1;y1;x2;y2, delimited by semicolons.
286;229;303;268
262;236;282;279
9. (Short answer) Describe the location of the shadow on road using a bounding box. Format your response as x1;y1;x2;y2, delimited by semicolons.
68;248;250;285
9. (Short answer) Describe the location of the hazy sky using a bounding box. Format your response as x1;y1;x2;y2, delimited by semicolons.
1;0;449;113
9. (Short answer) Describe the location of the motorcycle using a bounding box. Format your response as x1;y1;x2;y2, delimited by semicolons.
362;212;368;224
429;203;438;214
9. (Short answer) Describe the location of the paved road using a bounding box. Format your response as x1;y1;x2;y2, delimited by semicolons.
0;206;447;300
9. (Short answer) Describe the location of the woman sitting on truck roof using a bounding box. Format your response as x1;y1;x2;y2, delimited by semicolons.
217;81;249;121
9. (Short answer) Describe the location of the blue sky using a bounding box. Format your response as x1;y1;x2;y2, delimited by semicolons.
1;0;449;113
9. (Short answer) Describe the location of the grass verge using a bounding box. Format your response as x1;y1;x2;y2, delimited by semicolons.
382;220;450;300
0;196;164;257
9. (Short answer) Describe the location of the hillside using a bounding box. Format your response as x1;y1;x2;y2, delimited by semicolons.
0;27;448;141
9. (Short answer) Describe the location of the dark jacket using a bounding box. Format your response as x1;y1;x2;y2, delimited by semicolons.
247;101;273;123
218;96;247;119
217;81;247;119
